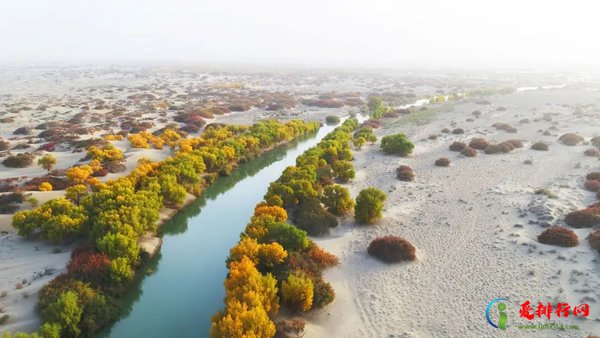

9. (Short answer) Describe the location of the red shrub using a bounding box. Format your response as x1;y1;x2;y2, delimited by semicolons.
305;244;340;269
537;226;578;247
38;143;56;152
588;229;600;252
67;249;111;286
469;138;489;150
368;236;416;263
565;208;600;228
584;180;600;192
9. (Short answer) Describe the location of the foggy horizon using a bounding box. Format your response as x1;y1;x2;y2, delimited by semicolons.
1;0;600;71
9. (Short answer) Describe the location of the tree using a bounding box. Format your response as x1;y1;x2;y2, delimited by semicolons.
380;133;414;156
65;185;89;204
211;299;276;338
281;272;314;312
332;160;355;183
66;165;94;185
109;257;134;284
38;154;57;172
262;222;309;252
352;137;366;150
97;232;140;264
39;182;53;191
293;198;338;236
322;185;354;216
354;188;387;224
42;291;82;337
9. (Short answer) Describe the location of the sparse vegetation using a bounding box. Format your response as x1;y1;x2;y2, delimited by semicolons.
449;141;467;152
531;141;549;151
434;157;450;167
3;153;35;168
460;147;477;157
396;165;414;181
469;137;489;150
559;133;584;146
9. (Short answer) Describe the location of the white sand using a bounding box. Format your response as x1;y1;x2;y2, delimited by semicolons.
309;88;600;337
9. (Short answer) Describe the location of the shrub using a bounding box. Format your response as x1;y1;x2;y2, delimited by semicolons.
460;147;477;157
537;226;578;247
441;128;450;133
449;141;467;152
434;157;450;167
311;277;335;309
321;185;354;216
275;318;306;338
39;182;53;191
367;235;416;263
485;141;516;154
3;153;35;168
263;222;309;252
559;133;584;146
293;198;338;236
586;172;600;181
584;148;600;157
584;180;600;192
505;139;523;148
396;165;414;181
452;128;464;134
332;160;355;183
354;188;386;224
591;136;600;148
281;272;314;312
531;141;549;151
469;138;489;150
380;134;414;156
67;248;111;286
352;137;366;150
565;209;600;228
588;229;600;252
325;115;340;124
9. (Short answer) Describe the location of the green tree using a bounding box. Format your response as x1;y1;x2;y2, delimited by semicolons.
380;133;414;156
38;154;57;172
42;291;82;337
322;185;355;216
354;187;387;224
353;137;366;150
332;161;355;183
281;272;314;312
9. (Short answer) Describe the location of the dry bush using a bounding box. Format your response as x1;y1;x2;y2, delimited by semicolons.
587;172;600;181
537;226;578;247
434;157;450;167
588;229;600;252
449;141;467;152
368;236;416;263
584;148;600;157
505;139;523;148
492;123;517;133
460;147;477;157
531;141;549;151
565;208;600;228
559;133;584;146
469;137;489;150
2;153;34;168
441;128;450;134
396;165;414;181
452;128;464;134
275;318;306;338
472;110;482;117
591;136;600;148
584;180;600;192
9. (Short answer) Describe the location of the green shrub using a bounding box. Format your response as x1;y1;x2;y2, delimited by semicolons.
354;188;386;224
380;134;414;156
332;160;355;183
293;198;338;236
325;115;340;124
3;153;35;168
321;185;354;216
263;222;309;252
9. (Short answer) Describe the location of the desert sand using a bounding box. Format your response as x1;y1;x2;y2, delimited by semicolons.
308;87;600;337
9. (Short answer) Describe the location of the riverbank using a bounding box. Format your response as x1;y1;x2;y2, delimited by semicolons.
307;88;600;337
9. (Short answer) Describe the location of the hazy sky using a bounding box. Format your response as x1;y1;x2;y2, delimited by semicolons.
1;0;599;69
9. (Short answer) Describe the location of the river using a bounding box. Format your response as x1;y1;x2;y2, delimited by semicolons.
96;120;346;338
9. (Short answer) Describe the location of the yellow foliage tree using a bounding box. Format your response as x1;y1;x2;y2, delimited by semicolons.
257;242;287;268
38;182;53;191
281;272;313;312
66;165;94;185
211;298;275;338
128;133;150;149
